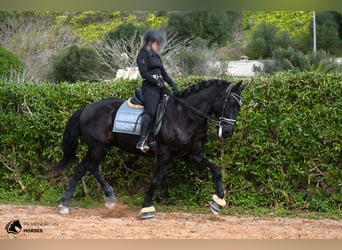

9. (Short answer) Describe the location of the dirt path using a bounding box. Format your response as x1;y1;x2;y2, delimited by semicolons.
0;204;341;239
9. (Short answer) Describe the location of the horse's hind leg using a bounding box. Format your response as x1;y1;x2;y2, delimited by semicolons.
59;156;89;214
88;147;116;208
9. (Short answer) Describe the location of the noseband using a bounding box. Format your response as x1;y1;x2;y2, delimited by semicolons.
216;84;242;137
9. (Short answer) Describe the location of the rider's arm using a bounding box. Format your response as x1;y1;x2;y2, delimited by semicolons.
137;50;160;86
160;63;178;91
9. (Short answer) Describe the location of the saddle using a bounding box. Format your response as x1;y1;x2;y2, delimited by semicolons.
113;88;169;141
128;88;145;109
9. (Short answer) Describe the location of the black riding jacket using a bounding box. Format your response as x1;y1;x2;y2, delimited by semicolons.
136;47;177;90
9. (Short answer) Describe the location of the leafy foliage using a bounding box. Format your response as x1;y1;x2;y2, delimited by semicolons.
246;22;292;59
168;11;242;46
263;48;341;73
309;11;342;54
0;47;24;78
0;72;341;212
243;11;312;37
0;11;11;25
51;45;102;82
105;22;145;53
62;11;123;43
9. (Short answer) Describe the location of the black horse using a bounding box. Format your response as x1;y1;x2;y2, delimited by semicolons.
52;79;245;219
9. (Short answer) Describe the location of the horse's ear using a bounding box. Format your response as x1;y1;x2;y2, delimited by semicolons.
232;80;243;92
236;80;243;86
239;83;247;91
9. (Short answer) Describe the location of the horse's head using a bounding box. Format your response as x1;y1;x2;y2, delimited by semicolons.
213;81;246;138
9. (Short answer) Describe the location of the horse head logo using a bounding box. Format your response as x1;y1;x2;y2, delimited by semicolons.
5;220;22;234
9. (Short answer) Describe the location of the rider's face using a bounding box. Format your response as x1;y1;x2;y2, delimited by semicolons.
150;41;161;53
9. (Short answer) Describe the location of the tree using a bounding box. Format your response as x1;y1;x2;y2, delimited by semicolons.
92;31;190;80
246;22;292;59
310;11;342;54
168;11;242;46
167;12;192;40
329;11;342;39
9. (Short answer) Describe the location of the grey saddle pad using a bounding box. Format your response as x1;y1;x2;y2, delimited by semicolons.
112;101;143;135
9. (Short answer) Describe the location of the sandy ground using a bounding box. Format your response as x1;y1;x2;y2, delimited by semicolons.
0;204;341;239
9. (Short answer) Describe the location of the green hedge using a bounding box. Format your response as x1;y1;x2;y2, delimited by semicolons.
0;72;341;212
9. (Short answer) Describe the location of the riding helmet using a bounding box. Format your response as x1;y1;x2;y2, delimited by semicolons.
143;29;165;44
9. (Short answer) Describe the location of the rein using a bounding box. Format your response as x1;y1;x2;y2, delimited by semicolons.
172;96;218;124
171;84;242;136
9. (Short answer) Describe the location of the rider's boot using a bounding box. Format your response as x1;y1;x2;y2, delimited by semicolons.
136;114;152;153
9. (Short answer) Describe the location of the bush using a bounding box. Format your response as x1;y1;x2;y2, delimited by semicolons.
263;48;340;73
172;38;225;76
167;12;191;39
168;11;242;46
0;47;24;78
106;22;145;46
0;72;341;212
0;11;11;25
174;39;210;75
175;51;204;75
243;11;312;38
51;45;102;83
246;22;292;59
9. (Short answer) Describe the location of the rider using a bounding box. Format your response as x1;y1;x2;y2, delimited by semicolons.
136;29;179;152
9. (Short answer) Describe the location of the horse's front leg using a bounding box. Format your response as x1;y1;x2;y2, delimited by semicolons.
140;148;171;220
192;154;226;215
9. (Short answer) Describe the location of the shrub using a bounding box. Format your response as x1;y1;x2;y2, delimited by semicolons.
263;48;340;73
168;11;242;46
0;47;24;78
51;45;102;83
106;22;145;46
173;38;221;76
246;22;292;59
298;50;340;72
243;11;312;37
175;50;204;75
0;72;341;212
0;11;11;25
167;12;191;39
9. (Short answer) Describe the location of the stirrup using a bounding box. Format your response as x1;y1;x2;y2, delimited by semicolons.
136;140;150;153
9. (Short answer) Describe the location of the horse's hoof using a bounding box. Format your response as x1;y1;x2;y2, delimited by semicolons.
209;195;226;215
105;202;115;209
58;205;70;214
104;192;116;209
141;212;155;220
209;200;221;215
140;206;156;220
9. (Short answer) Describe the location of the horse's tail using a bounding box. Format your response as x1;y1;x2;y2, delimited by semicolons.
50;107;85;176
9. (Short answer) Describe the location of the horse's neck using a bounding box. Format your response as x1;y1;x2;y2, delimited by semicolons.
181;88;216;117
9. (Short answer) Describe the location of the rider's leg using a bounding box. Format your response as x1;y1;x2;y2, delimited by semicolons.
136;113;152;152
136;86;160;152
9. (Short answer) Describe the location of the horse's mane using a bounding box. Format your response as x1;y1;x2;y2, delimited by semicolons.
175;79;230;97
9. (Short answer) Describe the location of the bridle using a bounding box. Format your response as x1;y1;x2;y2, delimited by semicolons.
172;84;242;137
216;84;242;137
